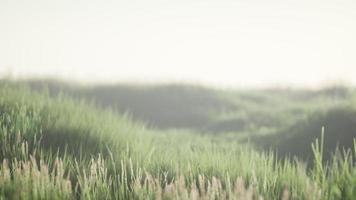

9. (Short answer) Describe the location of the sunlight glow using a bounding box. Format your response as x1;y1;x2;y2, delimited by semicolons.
1;0;355;87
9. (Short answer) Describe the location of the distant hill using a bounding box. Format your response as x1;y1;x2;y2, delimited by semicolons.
255;107;356;162
21;79;235;129
80;84;235;129
5;78;356;161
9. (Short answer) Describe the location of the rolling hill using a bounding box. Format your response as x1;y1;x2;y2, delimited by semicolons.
0;80;355;199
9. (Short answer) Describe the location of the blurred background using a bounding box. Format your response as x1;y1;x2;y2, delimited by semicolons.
1;0;356;162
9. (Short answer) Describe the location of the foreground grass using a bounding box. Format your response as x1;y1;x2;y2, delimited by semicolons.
0;83;355;199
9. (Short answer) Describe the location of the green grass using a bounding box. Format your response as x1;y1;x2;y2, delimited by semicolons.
0;82;355;199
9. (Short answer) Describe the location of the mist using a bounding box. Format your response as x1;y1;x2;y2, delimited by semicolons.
1;0;356;87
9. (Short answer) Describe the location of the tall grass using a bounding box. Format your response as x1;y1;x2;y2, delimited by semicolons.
0;83;355;199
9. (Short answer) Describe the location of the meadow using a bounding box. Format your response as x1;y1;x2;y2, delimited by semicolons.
0;80;356;199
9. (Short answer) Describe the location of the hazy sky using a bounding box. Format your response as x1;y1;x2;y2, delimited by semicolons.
1;0;356;87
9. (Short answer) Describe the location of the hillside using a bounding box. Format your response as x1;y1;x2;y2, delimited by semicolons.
0;80;356;199
19;79;356;159
257;107;356;162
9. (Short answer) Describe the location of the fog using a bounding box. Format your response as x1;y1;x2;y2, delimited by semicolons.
1;0;356;87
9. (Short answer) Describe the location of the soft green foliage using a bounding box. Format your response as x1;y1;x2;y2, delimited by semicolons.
0;83;355;199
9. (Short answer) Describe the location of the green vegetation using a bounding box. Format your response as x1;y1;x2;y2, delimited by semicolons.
19;79;356;159
0;81;356;199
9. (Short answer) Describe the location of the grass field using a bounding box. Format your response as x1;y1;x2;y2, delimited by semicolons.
0;80;356;199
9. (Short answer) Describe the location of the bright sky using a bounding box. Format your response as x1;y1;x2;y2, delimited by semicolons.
1;0;356;87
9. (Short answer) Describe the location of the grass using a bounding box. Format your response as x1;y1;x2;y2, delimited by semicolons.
0;82;355;199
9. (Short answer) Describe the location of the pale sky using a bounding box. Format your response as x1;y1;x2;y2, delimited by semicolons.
1;0;356;87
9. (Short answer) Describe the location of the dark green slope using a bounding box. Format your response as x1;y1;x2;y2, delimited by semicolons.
257;107;356;161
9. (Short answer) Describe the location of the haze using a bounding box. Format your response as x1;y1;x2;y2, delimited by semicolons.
1;0;355;87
